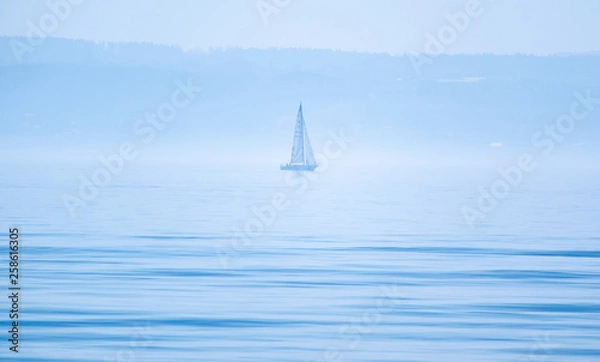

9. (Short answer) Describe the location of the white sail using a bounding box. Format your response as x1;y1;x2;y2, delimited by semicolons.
290;105;305;164
281;103;318;171
303;119;317;166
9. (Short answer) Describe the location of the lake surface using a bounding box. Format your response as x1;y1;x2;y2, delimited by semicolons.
1;163;599;361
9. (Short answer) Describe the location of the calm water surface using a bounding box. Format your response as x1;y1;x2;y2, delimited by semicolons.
1;164;599;361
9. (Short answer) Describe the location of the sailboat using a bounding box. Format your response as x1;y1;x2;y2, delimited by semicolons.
280;104;318;171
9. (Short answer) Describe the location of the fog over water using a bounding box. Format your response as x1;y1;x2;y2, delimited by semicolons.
1;11;599;360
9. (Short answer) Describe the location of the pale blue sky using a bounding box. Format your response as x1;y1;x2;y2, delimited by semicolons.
1;0;600;54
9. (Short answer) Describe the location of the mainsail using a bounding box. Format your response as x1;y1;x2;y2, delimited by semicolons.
281;104;318;171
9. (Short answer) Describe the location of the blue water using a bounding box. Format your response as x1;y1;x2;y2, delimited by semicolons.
1;163;599;361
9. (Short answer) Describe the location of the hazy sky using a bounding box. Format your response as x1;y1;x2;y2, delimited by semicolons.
1;0;600;55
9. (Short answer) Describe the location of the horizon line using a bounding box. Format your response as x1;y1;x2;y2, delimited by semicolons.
2;35;600;58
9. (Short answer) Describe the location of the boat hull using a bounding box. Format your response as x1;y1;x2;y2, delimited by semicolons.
280;164;318;171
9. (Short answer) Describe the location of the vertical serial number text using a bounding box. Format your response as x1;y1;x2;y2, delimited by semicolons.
8;228;20;353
